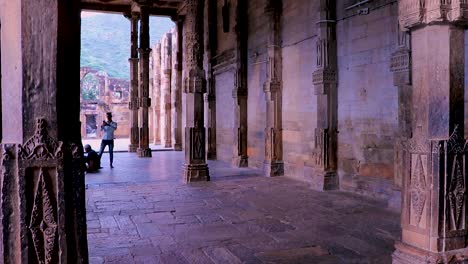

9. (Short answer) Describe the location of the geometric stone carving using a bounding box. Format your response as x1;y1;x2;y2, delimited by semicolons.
18;119;63;161
410;154;427;226
448;157;465;231
29;168;57;264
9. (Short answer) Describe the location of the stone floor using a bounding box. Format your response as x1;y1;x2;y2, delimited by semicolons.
87;152;401;264
82;138;173;152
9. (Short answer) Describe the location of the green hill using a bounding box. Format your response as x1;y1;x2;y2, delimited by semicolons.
81;12;174;80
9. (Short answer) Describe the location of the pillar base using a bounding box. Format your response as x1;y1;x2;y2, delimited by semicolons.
137;148;152;158
233;157;248;168
164;142;172;148
311;170;338;191
129;144;139;153
184;164;210;182
173;143;183;151
207;151;217;160
393;242;468;264
264;161;284;177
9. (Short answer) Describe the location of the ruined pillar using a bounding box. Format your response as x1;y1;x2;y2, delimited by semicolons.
127;12;140;152
153;43;162;145
263;0;283;177
183;0;210;182
393;2;468;263
161;33;172;148
137;5;152;158
310;0;338;190
0;0;88;262
172;25;183;151
233;0;248;167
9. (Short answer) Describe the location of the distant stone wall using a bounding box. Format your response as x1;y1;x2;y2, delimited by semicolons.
80;67;130;139
336;0;399;200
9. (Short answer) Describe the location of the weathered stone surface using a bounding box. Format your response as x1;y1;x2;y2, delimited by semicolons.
86;152;400;263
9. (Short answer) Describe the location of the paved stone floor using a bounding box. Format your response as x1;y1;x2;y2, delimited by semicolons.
82;138;173;153
87;152;401;264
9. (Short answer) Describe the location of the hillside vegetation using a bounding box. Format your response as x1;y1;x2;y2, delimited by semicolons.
81;12;174;80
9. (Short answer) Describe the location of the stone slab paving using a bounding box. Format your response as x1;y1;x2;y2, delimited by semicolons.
86;152;401;264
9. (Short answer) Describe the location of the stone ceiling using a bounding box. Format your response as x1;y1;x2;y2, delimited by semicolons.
81;0;185;17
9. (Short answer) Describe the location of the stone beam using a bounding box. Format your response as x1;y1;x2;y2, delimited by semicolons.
310;0;338;190
263;0;284;177
126;12;140;152
152;43;162;145
183;0;210;182
393;2;468;262
0;0;88;262
137;5;152;157
232;0;248;168
206;0;217;160
161;33;173;148
172;24;183;151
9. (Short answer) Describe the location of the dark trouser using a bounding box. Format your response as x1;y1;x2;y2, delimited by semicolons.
99;139;114;165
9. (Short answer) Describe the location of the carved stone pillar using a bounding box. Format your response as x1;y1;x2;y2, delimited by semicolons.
153;43;162;145
393;2;468;263
206;0;217;160
391;26;412;189
0;0;88;262
183;0;210;182
137;5;152;158
161;33;172;148
172;22;183;151
263;0;283;177
127;12;140;152
311;0;338;190
233;0;248;167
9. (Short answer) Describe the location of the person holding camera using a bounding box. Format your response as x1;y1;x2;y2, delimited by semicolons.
99;112;117;168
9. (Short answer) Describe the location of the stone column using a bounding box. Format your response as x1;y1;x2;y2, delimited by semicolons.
1;0;88;262
137;5;152;158
183;0;210;182
393;2;468;263
310;0;338;190
233;0;248;167
153;43;162;145
161;33;172;148
127;12;140;152
172;25;183;151
391;25;412;189
206;0;217;160
263;0;283;177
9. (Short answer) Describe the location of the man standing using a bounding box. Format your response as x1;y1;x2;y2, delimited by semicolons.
99;112;117;168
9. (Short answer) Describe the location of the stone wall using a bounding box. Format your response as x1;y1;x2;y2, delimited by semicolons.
246;0;268;168
281;0;320;182
336;0;399;200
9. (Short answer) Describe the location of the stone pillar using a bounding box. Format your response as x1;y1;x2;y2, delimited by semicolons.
183;0;210;182
0;0;88;262
172;25;183;151
393;2;468;263
137;5;152;158
153;43;162;145
263;0;283;177
127;12;140;152
233;0;248;167
161;33;172;148
310;0;338;190
391;25;412;189
206;0;217;160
